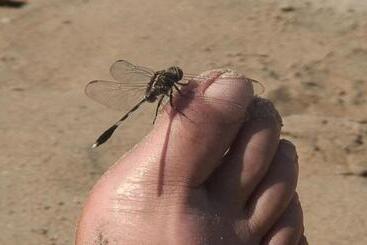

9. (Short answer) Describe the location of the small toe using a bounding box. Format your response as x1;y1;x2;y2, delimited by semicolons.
207;98;282;207
245;140;299;236
261;193;304;245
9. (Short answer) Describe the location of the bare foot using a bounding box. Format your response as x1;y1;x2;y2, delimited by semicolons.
76;70;306;245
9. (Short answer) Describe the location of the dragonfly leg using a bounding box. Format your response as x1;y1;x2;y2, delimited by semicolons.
176;81;189;86
152;95;164;124
170;87;188;119
169;88;174;108
173;84;183;95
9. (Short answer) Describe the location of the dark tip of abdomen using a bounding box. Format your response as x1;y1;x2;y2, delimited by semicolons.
91;124;118;148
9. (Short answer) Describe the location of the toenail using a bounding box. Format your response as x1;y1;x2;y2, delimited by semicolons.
246;97;283;128
279;139;298;161
203;69;254;108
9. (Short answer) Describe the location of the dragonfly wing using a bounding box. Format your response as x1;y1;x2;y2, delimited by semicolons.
85;80;146;111
166;88;246;125
182;73;265;95
110;60;155;83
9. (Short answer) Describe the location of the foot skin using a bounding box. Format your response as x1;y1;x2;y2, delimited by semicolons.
76;70;306;245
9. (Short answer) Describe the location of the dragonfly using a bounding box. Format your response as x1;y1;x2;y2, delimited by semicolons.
85;60;263;148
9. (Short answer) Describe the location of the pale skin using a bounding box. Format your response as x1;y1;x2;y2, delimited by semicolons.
76;70;308;245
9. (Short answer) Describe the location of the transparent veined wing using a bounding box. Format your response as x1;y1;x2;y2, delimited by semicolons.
85;80;147;111
110;60;155;84
182;73;265;95
165;75;253;125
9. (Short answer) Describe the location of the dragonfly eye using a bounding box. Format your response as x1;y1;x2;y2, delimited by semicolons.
167;66;183;80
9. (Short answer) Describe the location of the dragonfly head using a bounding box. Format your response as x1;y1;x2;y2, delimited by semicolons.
167;66;183;81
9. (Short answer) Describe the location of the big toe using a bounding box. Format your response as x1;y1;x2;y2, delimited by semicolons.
140;69;255;187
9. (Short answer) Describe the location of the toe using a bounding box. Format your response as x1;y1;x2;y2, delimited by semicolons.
207;98;282;207
245;140;299;236
298;235;309;245
261;193;304;245
127;70;254;189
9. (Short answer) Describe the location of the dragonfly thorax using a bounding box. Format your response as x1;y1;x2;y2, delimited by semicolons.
145;66;183;103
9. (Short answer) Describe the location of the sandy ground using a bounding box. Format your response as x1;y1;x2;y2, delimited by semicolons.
1;0;366;244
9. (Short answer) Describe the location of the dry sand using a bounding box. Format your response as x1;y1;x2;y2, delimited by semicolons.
0;0;366;244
